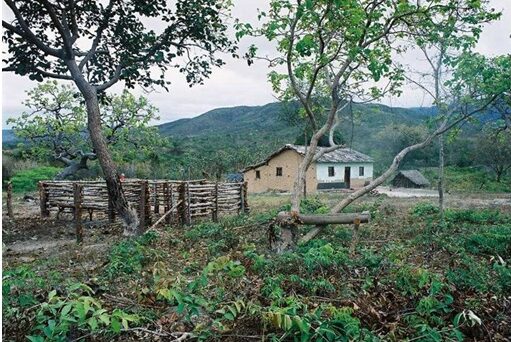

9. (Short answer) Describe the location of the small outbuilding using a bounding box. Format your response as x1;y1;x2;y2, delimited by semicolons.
391;170;430;189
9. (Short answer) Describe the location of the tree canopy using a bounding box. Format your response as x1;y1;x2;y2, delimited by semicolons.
8;81;164;179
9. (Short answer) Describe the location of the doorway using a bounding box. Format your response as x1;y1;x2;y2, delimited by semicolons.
344;167;351;188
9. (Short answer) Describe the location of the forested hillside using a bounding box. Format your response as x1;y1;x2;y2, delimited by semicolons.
156;102;436;175
2;101;494;181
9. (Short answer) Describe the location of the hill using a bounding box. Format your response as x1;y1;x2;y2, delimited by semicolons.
156;102;435;176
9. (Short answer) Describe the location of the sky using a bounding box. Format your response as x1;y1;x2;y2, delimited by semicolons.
2;0;511;127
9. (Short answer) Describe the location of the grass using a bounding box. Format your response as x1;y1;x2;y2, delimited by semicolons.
3;195;511;341
10;166;61;193
422;166;511;193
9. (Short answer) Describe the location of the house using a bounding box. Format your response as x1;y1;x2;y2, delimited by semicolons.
242;144;373;193
391;170;430;189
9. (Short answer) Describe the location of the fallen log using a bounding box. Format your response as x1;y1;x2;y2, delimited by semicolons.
274;211;370;250
276;211;370;225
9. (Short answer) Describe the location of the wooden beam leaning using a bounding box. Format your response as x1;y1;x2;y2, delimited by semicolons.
74;183;84;244
147;200;182;231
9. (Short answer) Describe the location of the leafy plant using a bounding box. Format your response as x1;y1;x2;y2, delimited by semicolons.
28;283;138;341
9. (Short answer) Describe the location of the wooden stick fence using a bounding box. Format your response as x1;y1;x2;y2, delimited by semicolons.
38;179;249;240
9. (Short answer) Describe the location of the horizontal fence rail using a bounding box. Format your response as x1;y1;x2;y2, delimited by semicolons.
38;179;249;240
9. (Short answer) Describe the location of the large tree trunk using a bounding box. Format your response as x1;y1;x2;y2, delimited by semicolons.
438;134;445;221
66;60;139;235
84;89;139;235
55;155;90;180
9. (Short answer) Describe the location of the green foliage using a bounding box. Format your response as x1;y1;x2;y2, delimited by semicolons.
10;166;60;192
3;266;47;317
28;283;138;342
265;301;365;341
184;222;238;256
445;209;510;225
411;202;440;217
104;232;159;279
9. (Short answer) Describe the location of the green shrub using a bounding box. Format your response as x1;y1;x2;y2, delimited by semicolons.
184;222;238;256
445;209;510;225
464;225;511;257
104;232;158;279
11;166;61;192
411;202;439;218
28;283;138;342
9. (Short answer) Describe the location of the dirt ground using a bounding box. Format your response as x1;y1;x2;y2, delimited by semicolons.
3;189;511;265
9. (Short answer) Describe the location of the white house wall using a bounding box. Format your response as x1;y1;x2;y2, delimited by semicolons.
316;163;373;183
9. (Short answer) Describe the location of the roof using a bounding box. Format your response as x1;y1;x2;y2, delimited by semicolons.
242;144;373;172
393;170;430;186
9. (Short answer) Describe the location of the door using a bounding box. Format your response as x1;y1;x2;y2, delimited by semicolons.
344;167;351;188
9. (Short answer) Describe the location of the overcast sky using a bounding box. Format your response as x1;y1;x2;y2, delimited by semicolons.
2;0;510;127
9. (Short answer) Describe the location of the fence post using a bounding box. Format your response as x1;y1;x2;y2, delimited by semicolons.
167;182;173;224
212;182;219;222
7;181;14;218
139;181;148;232
39;181;50;218
186;182;191;225
239;182;244;214
108;194;115;223
74;183;83;244
242;181;249;214
178;182;186;225
153;183;159;214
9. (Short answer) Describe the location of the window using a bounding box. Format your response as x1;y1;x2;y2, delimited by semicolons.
328;166;335;177
256;170;261;179
276;167;283;176
359;166;365;176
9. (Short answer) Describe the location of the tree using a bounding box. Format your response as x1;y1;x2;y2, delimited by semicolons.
402;0;499;220
241;0;510;250
8;81;161;180
3;0;236;235
475;130;511;182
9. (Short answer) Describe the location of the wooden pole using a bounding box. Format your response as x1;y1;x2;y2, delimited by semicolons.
6;181;13;218
178;182;186;225
239;182;244;215
153;183;159;214
108;194;115;223
167;183;173;224
39;181;49;218
139;181;148;232
186;182;191;225
242;181;249;214
74;183;83;244
212;182;219;222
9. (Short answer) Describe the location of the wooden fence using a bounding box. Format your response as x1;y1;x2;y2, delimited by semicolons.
38;179;249;241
